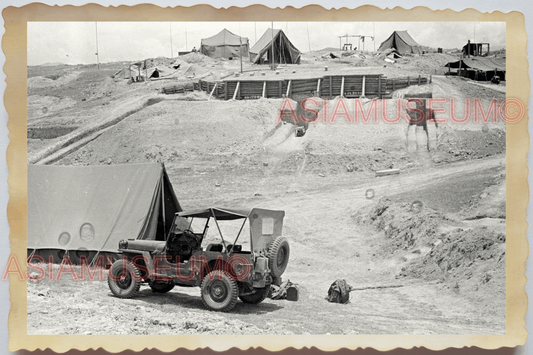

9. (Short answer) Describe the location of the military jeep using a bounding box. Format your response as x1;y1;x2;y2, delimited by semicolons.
107;207;289;312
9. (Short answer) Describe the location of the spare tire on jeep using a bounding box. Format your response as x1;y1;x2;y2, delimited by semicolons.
268;236;290;277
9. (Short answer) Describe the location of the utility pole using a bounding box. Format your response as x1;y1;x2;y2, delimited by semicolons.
339;36;342;63
170;22;173;58
185;23;188;51
373;22;376;52
306;22;311;52
95;22;100;70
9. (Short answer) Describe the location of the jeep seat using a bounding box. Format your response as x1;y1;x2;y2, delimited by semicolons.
125;240;166;253
206;243;224;252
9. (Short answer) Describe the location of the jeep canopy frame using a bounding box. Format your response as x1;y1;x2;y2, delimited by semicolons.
176;208;285;255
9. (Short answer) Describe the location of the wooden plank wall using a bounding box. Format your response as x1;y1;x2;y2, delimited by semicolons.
161;75;431;100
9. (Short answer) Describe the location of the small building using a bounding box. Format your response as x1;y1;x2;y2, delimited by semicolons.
462;40;490;57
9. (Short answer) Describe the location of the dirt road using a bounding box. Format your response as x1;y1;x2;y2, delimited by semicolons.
28;155;505;335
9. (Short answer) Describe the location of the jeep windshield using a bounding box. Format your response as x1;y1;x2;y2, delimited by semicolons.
176;208;253;252
174;208;285;256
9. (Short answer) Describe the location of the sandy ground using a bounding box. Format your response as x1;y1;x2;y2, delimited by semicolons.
27;156;505;335
26;51;506;335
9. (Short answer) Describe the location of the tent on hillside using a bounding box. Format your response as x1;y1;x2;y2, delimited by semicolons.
112;65;141;80
28;163;187;264
144;67;177;80
171;58;192;72
249;28;301;64
200;28;249;59
378;31;422;55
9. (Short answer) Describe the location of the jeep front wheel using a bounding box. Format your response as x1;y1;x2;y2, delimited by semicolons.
268;236;290;277
108;259;141;298
239;287;269;304
201;270;238;312
149;281;175;293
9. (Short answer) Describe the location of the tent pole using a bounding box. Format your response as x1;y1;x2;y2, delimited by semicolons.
240;36;243;73
279;33;283;64
89;250;101;268
271;23;274;70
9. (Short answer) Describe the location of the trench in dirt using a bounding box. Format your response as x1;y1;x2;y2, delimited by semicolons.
30;97;167;165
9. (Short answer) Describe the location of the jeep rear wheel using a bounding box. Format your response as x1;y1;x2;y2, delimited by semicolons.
268;236;290;277
108;259;141;298
239;287;269;304
149;281;175;293
201;270;238;312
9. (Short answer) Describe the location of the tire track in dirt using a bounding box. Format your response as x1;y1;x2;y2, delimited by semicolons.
228;155;505;334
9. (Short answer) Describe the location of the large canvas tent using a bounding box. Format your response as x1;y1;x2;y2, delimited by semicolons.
249;29;301;64
378;31;422;55
200;28;249;59
28;163;186;263
445;57;506;81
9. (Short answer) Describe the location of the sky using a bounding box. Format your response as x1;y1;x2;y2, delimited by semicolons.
27;21;505;66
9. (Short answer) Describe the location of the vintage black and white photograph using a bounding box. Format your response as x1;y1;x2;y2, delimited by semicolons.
26;20;507;336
